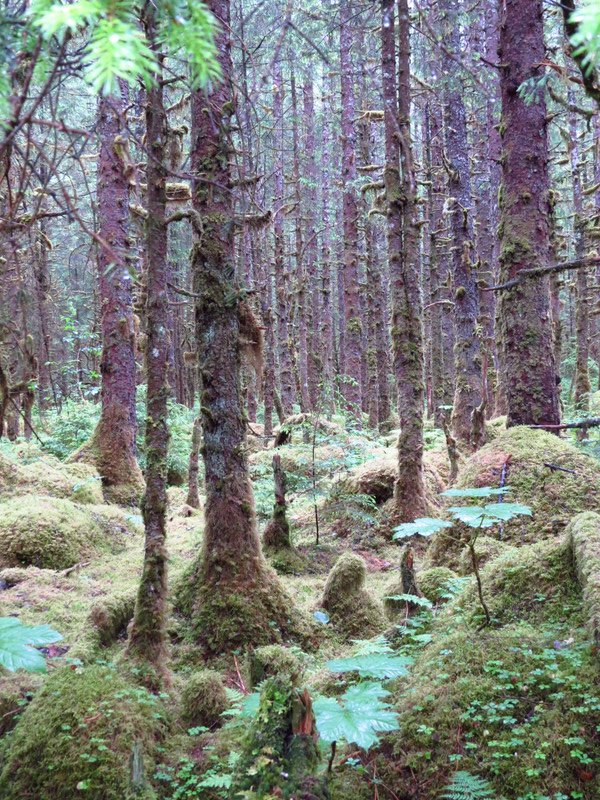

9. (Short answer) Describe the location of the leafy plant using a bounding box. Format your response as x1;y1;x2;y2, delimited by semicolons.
0;617;62;673
313;681;400;750
326;653;412;680
393;517;453;539
441;771;495;800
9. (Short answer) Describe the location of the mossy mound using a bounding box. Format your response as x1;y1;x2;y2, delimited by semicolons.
0;665;167;800
418;566;458;602
457;535;515;575
180;669;228;728
0;496;117;569
428;426;600;566
342;449;445;507
384;624;600;799
249;644;303;688
89;592;136;646
0;672;42;736
455;537;578;627
568;511;600;648
484;415;507;440
0;451;103;504
321;553;385;639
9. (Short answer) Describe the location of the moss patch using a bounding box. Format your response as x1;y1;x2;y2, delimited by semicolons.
568;511;600;648
248;644;303;688
321;553;385;639
418;566;458;602
0;672;42;736
180;669;228;728
0;450;103;504
0;664;167;800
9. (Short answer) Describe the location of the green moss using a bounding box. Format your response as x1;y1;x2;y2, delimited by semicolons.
428;426;600;567
0;665;167;800
180;669;228;728
382;623;600;799
568;511;600;648
249;645;303;688
456;538;579;627
88;592;136;646
321;553;385;639
0;672;42;736
0;451;103;504
457;536;514;576
0;496;110;569
418;566;458;602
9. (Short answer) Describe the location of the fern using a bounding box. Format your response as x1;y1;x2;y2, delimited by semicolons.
441;771;494;800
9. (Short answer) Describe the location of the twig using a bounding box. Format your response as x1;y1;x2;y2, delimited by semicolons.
233;655;247;694
543;462;578;474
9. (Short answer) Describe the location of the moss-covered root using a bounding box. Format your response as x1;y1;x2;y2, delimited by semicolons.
182;559;316;657
229;675;329;800
89;592;136;647
180;669;228;728
321;552;385;639
568;511;600;648
0;664;168;800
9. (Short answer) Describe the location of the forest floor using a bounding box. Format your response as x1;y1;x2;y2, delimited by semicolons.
1;408;600;799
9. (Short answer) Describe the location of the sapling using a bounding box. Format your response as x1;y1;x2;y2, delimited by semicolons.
394;487;532;626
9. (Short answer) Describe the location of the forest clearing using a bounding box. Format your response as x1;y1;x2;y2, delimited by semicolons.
3;0;600;798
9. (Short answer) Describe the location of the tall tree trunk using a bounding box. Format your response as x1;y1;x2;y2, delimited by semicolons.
76;88;144;504
382;0;428;520
339;1;363;415
440;0;484;446
187;0;307;656
127;23;170;683
497;0;560;427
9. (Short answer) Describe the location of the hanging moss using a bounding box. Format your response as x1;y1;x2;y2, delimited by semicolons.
180;669;228;728
0;665;168;800
321;553;385;639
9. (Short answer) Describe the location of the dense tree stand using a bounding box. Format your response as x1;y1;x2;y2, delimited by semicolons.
186;0;311;657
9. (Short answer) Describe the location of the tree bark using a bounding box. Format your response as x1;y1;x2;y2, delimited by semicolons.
497;0;560;427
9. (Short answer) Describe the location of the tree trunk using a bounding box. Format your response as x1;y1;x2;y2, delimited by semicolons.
127;25;170;684
187;0;307;656
382;0;428;520
496;0;560;427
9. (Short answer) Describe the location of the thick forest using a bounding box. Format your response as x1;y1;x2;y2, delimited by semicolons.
3;0;600;798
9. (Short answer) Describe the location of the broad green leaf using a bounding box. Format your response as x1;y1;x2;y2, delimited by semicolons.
0;617;62;673
448;506;496;528
313;682;399;750
326;653;412;679
393;517;452;539
481;502;532;521
442;486;511;498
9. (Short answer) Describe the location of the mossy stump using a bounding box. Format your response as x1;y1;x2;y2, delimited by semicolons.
180;669;228;728
321;552;385;639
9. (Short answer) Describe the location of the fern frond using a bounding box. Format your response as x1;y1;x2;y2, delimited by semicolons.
441;771;494;800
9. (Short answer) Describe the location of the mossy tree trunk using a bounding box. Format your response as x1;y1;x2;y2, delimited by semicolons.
381;0;428;521
497;0;560;428
439;0;484;448
91;87;144;505
339;1;363;416
188;0;307;656
127;17;170;683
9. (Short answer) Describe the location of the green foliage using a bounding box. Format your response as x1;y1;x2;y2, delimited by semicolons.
569;1;600;74
28;0;219;95
0;617;62;673
448;502;532;528
384;594;434;609
442;771;495;800
394;517;452;540
442;487;511;499
313;682;400;750
326;653;412;680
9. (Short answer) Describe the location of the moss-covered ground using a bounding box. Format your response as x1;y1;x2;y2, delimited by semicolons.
1;419;600;799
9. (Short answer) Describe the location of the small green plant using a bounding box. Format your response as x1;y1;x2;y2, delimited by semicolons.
0;617;62;672
394;487;532;626
442;770;495;800
326;652;412;680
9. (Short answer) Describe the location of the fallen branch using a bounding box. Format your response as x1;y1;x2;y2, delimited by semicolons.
485;256;600;292
528;418;600;430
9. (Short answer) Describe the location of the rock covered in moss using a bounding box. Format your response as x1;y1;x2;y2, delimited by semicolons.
0;496;136;570
180;669;228;728
455;537;578;626
457;535;514;576
321;553;385;639
568;511;600;648
0;451;103;504
0;664;167;800
230;675;328;799
428;426;600;567
418;566;458;602
249;644;303;688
